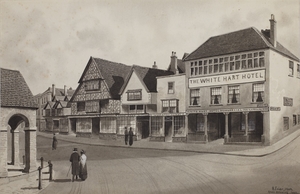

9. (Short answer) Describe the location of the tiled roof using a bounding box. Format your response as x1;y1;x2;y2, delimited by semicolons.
92;57;132;98
184;27;299;61
129;65;173;93
1;68;37;108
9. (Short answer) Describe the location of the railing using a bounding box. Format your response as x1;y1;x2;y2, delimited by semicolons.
38;157;53;190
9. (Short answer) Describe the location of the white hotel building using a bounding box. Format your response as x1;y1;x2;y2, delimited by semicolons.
184;15;300;145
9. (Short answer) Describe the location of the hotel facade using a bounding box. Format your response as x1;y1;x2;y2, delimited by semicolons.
184;15;300;145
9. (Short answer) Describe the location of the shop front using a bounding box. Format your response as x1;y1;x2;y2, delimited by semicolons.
187;107;267;144
150;113;187;143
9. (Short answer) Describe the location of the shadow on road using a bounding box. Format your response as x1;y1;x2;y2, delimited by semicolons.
21;186;38;190
53;179;72;183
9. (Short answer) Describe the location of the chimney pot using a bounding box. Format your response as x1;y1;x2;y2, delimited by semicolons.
64;85;68;96
52;84;55;97
269;14;277;47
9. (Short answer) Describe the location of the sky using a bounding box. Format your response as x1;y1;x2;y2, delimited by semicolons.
1;0;299;95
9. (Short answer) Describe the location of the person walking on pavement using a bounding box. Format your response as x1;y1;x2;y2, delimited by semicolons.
129;127;134;146
69;148;80;182
124;127;128;145
79;150;88;181
52;133;58;150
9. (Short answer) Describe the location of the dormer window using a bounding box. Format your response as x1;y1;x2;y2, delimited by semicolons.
127;90;142;101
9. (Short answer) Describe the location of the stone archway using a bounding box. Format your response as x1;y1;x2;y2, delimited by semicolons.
7;114;29;168
0;108;37;176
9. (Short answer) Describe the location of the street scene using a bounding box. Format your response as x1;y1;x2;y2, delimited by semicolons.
1;0;300;193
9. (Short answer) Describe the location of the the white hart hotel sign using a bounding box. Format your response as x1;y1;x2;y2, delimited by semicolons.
189;70;265;88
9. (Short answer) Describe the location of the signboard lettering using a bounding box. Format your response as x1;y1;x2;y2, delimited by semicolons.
189;70;265;88
269;107;281;111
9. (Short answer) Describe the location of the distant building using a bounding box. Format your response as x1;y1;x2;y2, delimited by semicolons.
34;84;74;132
183;15;300;145
0;68;38;177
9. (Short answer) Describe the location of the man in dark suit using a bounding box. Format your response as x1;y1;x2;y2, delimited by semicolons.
69;148;80;182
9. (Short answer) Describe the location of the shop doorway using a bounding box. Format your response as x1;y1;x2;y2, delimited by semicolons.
164;116;172;142
92;118;100;135
137;117;149;139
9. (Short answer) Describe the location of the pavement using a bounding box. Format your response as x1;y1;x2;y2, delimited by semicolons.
2;127;300;193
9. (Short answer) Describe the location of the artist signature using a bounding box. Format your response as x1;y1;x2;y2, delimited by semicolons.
268;186;299;194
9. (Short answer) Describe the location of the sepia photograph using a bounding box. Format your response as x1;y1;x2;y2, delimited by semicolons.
0;0;299;193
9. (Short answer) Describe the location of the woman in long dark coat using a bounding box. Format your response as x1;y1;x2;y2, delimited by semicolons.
79;150;88;181
129;127;134;146
52;133;57;150
124;127;128;145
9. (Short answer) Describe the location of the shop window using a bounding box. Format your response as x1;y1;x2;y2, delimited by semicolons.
117;116;135;134
151;116;163;135
298;115;300;125
127;90;142;101
190;89;200;106
252;83;264;103
168;82;174;94
77;102;85;112
211;87;222;105
85;80;100;91
101;117;116;133
289;61;294;76
283;117;289;130
293;115;297;126
297;64;300;78
162;99;178;113
228;86;240;103
174;116;185;136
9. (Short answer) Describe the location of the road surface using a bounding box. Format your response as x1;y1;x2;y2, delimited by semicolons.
37;136;300;194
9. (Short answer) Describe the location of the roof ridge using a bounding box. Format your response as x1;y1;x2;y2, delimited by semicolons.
209;27;254;39
0;68;20;72
91;56;131;67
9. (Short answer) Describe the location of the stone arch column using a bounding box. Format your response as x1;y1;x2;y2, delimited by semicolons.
23;127;37;173
0;126;8;177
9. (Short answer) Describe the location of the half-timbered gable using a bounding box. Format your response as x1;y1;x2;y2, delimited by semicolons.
70;57;131;116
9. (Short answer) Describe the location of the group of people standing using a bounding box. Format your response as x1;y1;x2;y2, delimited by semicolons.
69;148;88;182
124;127;134;146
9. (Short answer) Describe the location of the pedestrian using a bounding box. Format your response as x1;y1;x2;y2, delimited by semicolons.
52;133;57;150
69;148;80;182
129;127;134;146
79;150;88;181
124;127;128;145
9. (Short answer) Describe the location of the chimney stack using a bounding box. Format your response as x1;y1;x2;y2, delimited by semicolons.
52;84;55;97
269;14;277;47
152;61;158;69
64;85;68;96
47;87;52;101
170;51;179;75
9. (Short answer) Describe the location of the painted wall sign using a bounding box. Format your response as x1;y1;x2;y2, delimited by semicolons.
189;70;265;88
257;103;268;108
283;97;293;106
269;107;281;111
187;107;268;113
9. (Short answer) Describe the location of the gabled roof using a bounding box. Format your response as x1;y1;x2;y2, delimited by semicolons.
1;68;37;109
53;101;68;109
119;65;173;95
75;57;132;99
43;101;54;109
53;96;65;102
184;27;299;61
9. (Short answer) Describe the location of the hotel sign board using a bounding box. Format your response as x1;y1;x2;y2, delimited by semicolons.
189;70;265;88
269;107;281;111
283;97;293;106
187;107;268;114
